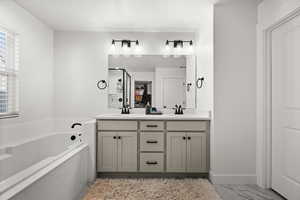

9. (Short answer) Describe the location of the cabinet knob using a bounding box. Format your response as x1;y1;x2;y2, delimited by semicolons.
118;136;121;139
187;137;191;140
183;136;186;140
113;136;117;139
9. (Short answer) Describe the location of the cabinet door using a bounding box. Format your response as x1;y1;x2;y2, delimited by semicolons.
97;132;117;172
186;132;207;172
167;132;186;172
117;132;137;172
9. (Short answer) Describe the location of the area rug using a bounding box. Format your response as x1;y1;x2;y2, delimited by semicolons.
83;178;222;200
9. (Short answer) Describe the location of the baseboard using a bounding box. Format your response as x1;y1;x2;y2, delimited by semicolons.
97;172;209;179
209;171;256;184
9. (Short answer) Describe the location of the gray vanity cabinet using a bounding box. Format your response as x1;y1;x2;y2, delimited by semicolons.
117;132;138;172
97;132;118;172
97;119;209;175
186;132;207;172
167;132;206;172
166;132;187;172
166;121;208;173
97;131;137;172
97;120;138;172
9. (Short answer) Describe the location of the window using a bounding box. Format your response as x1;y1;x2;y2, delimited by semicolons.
0;28;19;118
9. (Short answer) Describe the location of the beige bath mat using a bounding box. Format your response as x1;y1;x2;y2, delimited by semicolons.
83;178;222;200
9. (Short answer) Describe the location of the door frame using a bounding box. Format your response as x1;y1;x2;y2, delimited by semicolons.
258;7;300;189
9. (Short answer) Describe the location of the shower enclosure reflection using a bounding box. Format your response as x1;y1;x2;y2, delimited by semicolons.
108;68;131;108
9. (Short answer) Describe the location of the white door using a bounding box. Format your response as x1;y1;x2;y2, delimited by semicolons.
186;132;207;172
163;78;186;108
272;14;300;200
97;132;117;172
167;132;186;172
117;132;137;172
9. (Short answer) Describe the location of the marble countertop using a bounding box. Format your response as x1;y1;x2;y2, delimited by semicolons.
95;112;211;120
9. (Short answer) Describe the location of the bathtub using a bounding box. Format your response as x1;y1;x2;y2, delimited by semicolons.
0;132;89;200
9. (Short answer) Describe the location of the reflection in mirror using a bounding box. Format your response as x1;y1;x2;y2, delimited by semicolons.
108;55;196;109
108;68;131;108
135;81;152;108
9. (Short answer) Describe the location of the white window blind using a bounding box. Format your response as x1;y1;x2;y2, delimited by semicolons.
0;28;19;118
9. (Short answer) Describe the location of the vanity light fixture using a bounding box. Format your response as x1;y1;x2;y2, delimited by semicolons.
111;39;139;48
165;40;193;48
166;40;170;46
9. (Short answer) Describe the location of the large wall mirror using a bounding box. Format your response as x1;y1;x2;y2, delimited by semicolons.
108;55;197;109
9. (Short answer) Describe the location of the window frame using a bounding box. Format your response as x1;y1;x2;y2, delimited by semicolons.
0;27;19;119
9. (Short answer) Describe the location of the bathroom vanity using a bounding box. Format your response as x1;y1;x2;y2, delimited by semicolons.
96;114;210;176
96;54;210;177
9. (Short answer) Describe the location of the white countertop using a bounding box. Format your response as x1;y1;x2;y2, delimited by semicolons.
95;112;211;120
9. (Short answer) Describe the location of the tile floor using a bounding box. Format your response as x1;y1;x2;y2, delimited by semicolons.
215;185;285;200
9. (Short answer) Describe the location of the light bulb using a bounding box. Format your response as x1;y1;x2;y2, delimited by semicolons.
187;45;194;54
134;45;142;56
165;44;170;51
110;40;117;54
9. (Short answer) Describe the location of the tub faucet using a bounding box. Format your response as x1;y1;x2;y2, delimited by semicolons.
71;123;82;129
71;123;83;142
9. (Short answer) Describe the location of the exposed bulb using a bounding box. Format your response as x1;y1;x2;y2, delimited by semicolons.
110;40;117;54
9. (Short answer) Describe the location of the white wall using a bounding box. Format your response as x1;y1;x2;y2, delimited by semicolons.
53;32;200;129
212;0;258;184
0;0;54;147
195;4;214;112
256;0;300;188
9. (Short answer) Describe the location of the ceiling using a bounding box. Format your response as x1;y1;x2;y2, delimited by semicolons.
14;0;216;31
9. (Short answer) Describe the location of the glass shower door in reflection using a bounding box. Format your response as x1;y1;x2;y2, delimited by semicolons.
108;68;131;109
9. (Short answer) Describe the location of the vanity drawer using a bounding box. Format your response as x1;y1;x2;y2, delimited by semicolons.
167;121;207;131
140;121;164;131
140;153;164;172
97;120;137;131
140;132;164;152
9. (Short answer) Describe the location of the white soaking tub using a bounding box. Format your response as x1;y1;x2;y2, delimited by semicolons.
0;133;89;200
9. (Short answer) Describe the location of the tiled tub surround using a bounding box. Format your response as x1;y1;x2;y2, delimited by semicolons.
96;114;210;176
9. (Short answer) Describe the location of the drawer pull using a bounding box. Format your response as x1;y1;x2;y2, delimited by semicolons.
146;125;158;128
146;161;158;165
146;140;158;144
